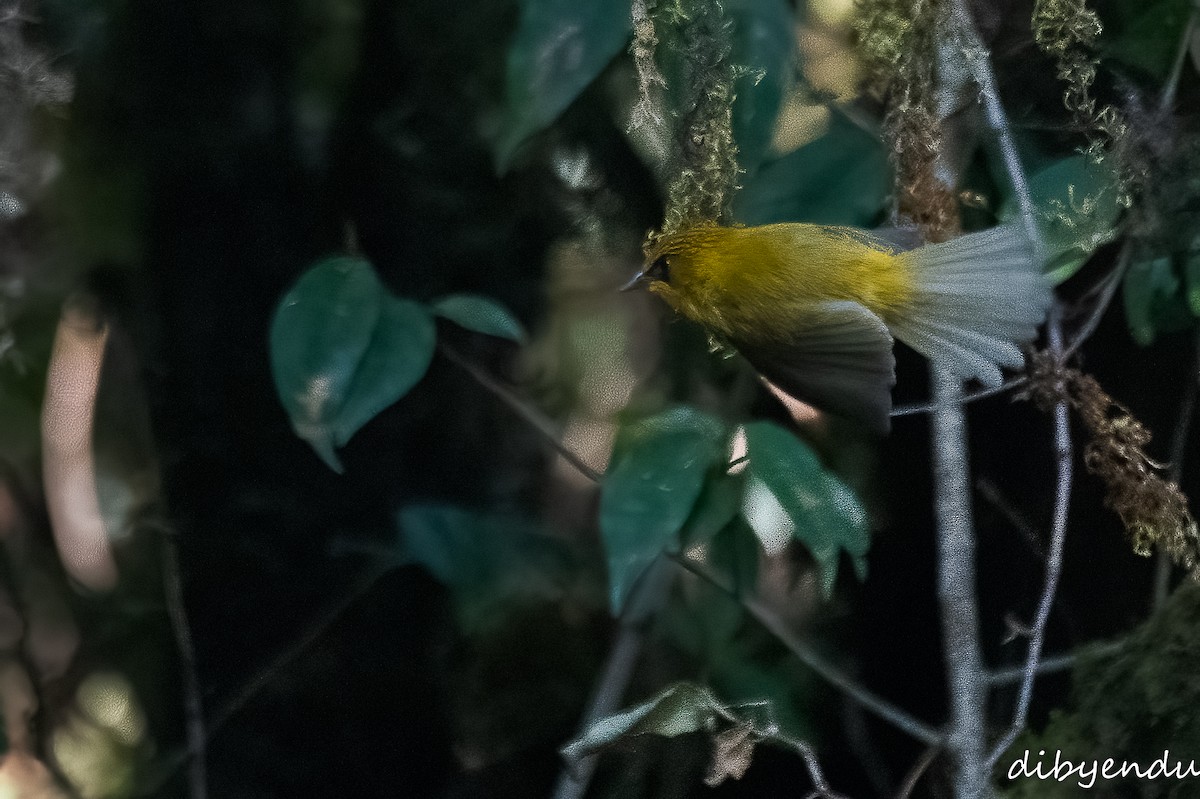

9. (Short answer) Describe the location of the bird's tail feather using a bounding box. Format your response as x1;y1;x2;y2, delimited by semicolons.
886;225;1053;386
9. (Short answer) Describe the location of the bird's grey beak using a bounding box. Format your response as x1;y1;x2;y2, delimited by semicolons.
619;271;649;292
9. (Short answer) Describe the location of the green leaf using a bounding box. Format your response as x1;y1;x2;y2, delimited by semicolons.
496;0;631;171
269;257;435;472
714;659;814;742
1002;155;1122;284
740;422;869;595
734;107;890;227
270;257;383;472
600;407;728;613
1185;238;1200;317
1123;255;1193;346
560;682;726;764
332;296;436;448
708;518;761;596
681;469;745;549
431;293;527;343
727;0;795;175
658;578;745;664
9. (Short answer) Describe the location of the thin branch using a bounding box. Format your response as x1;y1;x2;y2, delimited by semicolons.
789;736;851;799
1154;330;1200;606
206;566;389;734
976;477;1044;559
137;565;390;797
1159;3;1199;114
1061;246;1129;360
553;559;674;799
161;532;208;799
987;306;1073;768
438;342;602;484
891;376;1027;418
987;639;1124;686
670;554;943;747
895;745;941;799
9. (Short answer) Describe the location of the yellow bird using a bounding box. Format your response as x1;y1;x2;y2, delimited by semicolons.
624;223;1053;432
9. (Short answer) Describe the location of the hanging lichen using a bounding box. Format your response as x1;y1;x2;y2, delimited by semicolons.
649;0;741;238
1030;0;1131;198
854;0;958;241
1026;352;1200;578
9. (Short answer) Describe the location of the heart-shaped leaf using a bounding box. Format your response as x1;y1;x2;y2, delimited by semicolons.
332;295;436;447
270;257;436;472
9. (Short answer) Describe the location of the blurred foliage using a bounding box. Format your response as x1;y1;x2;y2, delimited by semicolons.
496;0;632;170
397;504;603;632
1098;0;1194;81
735;107;890;227
1002;154;1122;284
998;582;1200;798
5;0;1200;795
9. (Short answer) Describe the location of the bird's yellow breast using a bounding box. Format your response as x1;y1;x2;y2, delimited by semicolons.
648;223;916;340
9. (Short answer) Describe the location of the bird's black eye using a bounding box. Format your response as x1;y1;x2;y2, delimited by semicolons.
647;256;670;283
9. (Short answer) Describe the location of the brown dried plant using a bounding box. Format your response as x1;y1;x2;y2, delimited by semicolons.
1026;352;1200;578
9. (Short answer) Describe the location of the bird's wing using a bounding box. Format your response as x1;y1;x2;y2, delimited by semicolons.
734;300;896;434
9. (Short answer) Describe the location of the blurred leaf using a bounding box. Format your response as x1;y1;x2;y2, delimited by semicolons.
431;293;528;343
1124;255;1194;345
294;0;364;114
600;407;729;613
1001;155;1122;284
496;0;631;170
659;578;745;664
332;296;436;448
741;422;869;595
398;504;587;629
715;658;814;742
727;0;795;175
681;469;745;548
1101;0;1193;80
708;518;761;596
734;107;889;226
560;682;726;764
270;257;435;472
1187;241;1200;317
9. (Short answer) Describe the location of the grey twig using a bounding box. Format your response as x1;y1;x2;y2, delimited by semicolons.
670;555;942;747
896;745;941;799
1154;330;1200;606
1061;248;1129;360
553;559;674;799
987;307;1072;768
987;639;1125;686
976;478;1043;559
438;342;602;484
138;565;390;797
790;737;851;799
160;532;208;799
